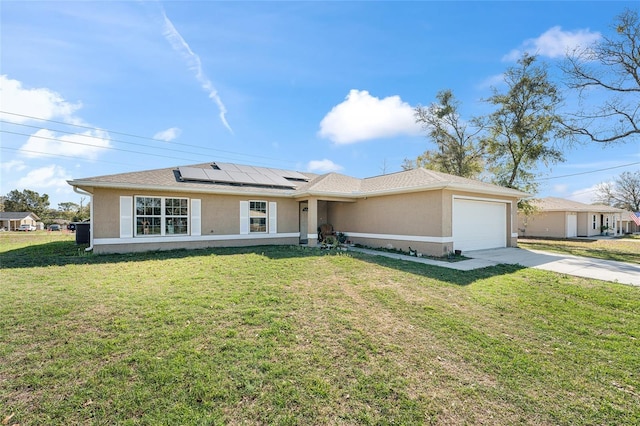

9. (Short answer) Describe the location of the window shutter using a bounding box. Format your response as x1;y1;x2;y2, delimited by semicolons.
120;196;133;238
191;199;201;236
269;202;277;234
239;201;249;234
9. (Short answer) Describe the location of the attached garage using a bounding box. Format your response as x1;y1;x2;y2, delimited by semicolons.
453;198;507;252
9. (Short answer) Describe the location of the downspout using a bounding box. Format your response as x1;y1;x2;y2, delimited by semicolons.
73;186;94;252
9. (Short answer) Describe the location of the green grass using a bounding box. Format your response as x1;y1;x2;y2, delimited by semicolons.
518;237;640;264
1;233;640;425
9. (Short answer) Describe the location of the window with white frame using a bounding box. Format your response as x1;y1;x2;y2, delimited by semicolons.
592;214;597;230
135;196;189;236
165;198;188;235
249;201;267;233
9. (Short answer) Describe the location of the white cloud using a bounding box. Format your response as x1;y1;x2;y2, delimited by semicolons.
161;9;233;134
566;184;600;204
503;26;601;61
477;73;505;90
552;184;568;194
307;159;343;173
0;75;81;123
1;76;113;159
20;128;111;160
318;89;421;144
0;160;27;173
153;127;181;142
15;165;73;192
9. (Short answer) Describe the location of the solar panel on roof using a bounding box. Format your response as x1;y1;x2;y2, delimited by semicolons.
179;163;305;188
204;169;234;183
216;162;240;172
227;170;257;183
234;164;259;173
282;170;308;180
178;167;210;181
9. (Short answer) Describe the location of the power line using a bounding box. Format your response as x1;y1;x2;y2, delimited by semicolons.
0;121;275;165
534;162;640;181
0;129;294;169
0;110;297;166
0;146;139;167
1;129;199;163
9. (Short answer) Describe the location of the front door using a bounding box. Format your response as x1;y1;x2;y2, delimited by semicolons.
299;202;308;244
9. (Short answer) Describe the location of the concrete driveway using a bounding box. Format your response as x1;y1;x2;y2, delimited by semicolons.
465;248;640;286
348;246;640;286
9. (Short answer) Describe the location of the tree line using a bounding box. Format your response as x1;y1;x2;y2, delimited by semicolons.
404;9;639;211
1;189;90;225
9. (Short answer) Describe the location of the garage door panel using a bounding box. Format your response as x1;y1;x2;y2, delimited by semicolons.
453;199;506;251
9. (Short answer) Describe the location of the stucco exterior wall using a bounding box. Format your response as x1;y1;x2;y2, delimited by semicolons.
89;185;521;256
328;191;444;236
324;190;518;256
518;212;568;238
518;211;567;238
91;188;300;253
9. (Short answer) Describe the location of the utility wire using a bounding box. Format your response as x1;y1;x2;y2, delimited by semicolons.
534;162;640;181
0;121;274;165
3;110;638;181
0;146;140;167
0;111;297;166
0;129;292;169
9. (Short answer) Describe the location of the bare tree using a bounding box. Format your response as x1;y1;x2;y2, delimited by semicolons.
595;170;640;211
562;8;640;144
400;158;417;171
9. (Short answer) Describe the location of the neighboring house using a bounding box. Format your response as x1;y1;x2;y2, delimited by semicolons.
0;212;40;231
67;161;528;255
620;211;640;234
518;197;625;238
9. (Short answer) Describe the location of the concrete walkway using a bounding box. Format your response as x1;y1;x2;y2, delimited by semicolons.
348;247;640;286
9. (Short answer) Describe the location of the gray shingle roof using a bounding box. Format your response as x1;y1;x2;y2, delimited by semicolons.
68;162;528;199
0;212;40;220
531;197;624;213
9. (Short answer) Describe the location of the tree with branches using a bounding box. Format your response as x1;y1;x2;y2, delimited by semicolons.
484;54;565;196
562;8;640;144
595;170;640;211
3;189;51;219
409;90;486;178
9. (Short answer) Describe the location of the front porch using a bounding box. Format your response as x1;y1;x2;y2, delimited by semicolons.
297;198;355;247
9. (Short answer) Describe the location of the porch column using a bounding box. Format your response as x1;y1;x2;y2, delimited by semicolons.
307;198;319;247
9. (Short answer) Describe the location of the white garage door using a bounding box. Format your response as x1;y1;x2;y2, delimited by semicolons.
453;199;507;251
566;214;577;238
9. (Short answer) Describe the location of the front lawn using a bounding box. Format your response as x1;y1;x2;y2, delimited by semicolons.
518;237;640;264
1;233;639;425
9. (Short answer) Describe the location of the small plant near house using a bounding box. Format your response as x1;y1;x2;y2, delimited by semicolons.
321;235;338;249
354;243;468;262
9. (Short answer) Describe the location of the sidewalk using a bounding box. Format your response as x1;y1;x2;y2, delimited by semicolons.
348;247;640;286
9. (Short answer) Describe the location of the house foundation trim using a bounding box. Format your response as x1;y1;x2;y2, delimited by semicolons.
345;232;454;244
94;232;300;246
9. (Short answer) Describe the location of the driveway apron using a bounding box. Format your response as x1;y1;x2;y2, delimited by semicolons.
465;248;640;286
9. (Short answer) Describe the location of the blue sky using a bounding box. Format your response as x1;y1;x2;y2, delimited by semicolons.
1;1;639;209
